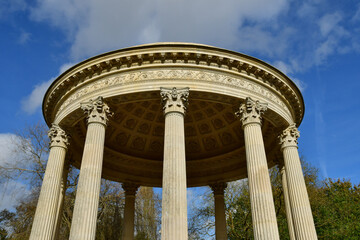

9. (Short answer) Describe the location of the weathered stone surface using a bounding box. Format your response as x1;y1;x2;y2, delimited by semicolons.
161;87;189;240
237;98;280;240
280;125;318;240
30;125;69;240
210;183;228;240
122;183;139;240
69;98;112;240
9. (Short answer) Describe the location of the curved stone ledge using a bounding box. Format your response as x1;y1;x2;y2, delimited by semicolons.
43;43;303;127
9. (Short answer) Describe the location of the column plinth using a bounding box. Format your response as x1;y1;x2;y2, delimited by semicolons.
160;87;189;240
69;96;112;240
280;166;296;240
122;183;139;240
236;97;280;240
210;183;228;240
30;124;69;240
280;124;318;240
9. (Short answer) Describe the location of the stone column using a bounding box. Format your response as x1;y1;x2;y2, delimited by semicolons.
210;183;228;240
53;160;70;239
29;124;69;240
280;165;296;240
280;124;318;240
235;97;280;240
160;87;189;240
122;183;139;240
69;97;112;240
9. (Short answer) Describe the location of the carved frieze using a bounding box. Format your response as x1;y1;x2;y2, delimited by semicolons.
55;69;292;122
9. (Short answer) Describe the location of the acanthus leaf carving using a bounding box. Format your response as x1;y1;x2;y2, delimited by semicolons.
279;123;300;149
235;97;268;126
160;87;189;115
80;96;113;125
48;124;70;149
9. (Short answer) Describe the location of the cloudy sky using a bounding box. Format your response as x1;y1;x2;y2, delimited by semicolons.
1;0;360;209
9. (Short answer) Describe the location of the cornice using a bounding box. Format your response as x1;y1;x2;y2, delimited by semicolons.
43;42;304;126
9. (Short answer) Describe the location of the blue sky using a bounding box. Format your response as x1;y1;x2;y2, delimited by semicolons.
1;0;360;209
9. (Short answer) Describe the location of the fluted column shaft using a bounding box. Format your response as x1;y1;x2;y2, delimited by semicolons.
280;125;318;240
30;125;69;240
53;161;69;239
280;166;296;240
122;183;139;240
236;97;279;240
160;87;189;240
69;97;112;240
210;183;228;240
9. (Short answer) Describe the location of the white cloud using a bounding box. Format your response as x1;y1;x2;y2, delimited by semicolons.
59;62;75;73
352;4;360;22
314;37;337;64
273;60;293;75
31;0;289;60
0;0;26;19
21;62;74;115
28;0;360;76
0;180;30;211
292;78;307;92
0;134;31;210
273;61;307;92
0;134;26;167
21;78;54;115
318;12;342;37
297;3;317;18
18;30;31;44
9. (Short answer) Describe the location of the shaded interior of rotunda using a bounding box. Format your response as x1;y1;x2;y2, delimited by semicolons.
66;91;286;187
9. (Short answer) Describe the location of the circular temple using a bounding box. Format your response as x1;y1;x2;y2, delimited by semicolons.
43;42;304;187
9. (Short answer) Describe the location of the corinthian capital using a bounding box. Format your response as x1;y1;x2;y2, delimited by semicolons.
210;182;227;196
48;124;69;149
122;182;140;196
160;87;189;115
279;123;300;149
81;96;113;125
235;97;268;126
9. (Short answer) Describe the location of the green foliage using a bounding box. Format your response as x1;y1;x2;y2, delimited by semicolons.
189;159;360;239
313;179;360;239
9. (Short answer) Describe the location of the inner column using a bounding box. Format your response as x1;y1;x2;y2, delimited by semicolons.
160;87;189;240
122;183;139;240
236;97;280;240
210;182;228;240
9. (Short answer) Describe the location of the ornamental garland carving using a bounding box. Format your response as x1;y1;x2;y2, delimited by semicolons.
48;124;69;148
56;69;291;118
